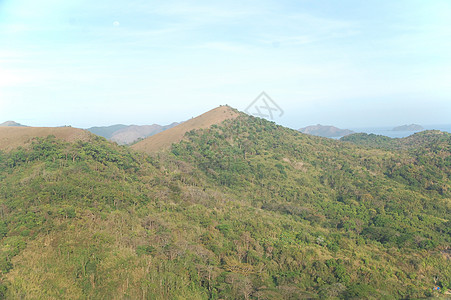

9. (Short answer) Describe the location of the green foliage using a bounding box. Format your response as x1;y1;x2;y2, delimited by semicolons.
0;117;449;299
0;282;7;300
172;116;450;250
344;283;376;299
136;245;156;256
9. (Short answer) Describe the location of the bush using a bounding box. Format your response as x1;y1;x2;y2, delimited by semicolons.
344;283;376;298
0;282;7;299
136;245;156;256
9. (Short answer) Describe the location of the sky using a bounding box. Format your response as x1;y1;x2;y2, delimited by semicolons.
1;0;450;129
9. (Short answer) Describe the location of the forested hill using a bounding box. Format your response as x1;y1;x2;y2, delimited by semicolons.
0;110;449;299
341;130;451;151
340;130;451;154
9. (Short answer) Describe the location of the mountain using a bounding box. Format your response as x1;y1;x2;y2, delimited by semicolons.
0;126;92;151
341;130;450;151
86;124;128;139
0;121;26;127
0;107;449;299
299;124;354;138
132;105;239;153
87;123;180;145
392;124;424;131
110;123;180;145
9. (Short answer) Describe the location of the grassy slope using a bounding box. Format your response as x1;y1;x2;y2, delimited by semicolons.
0;115;449;299
131;106;239;153
0;127;92;151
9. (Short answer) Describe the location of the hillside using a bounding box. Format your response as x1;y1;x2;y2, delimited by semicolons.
0;127;92;151
299;124;354;138
0;109;449;299
341;130;451;151
132;105;239;153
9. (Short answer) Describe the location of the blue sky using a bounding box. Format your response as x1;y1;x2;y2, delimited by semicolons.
1;0;450;128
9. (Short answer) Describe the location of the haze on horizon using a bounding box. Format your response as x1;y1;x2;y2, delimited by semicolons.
1;0;450;129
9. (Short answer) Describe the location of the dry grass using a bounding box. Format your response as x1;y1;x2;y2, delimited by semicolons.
132;106;239;153
0;127;92;151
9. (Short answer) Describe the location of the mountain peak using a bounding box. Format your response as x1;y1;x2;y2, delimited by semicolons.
132;105;239;153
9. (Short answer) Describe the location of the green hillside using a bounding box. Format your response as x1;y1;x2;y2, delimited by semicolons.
0;113;450;299
341;130;451;151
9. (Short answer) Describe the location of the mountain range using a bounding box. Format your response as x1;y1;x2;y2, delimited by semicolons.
86;122;180;145
0;106;449;298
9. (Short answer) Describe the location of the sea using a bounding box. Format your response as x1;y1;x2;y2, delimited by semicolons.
346;124;451;139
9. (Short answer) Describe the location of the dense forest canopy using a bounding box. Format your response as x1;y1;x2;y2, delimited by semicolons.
0;112;450;299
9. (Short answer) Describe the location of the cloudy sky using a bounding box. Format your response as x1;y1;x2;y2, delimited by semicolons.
1;0;450;128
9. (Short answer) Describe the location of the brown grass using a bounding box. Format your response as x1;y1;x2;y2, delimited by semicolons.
131;106;239;153
0;127;92;151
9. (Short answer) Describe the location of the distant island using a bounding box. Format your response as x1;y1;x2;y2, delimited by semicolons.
0;121;26;127
392;124;424;132
299;124;354;138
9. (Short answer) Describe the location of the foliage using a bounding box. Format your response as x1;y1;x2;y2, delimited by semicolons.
0;116;449;299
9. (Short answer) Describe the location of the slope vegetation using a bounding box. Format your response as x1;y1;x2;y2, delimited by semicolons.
341;130;451;151
0;110;449;299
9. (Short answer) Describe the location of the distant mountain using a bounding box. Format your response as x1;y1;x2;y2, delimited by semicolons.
87;122;180;145
132;105;239;153
298;124;354;138
0;121;26;127
110;123;180;145
87;124;128;139
392;124;424;131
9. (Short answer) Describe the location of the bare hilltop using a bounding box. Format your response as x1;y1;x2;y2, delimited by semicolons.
132;106;239;153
